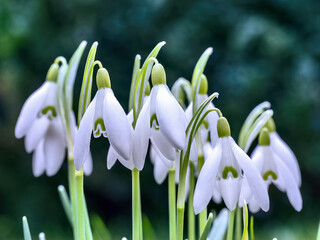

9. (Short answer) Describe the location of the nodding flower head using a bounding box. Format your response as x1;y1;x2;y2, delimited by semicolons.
15;63;66;177
193;117;269;214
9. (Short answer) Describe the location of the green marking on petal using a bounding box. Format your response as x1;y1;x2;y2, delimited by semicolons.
150;113;159;130
41;106;57;117
222;166;238;179
94;118;106;132
263;170;277;180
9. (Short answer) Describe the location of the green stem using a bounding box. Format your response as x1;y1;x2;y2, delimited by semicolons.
250;216;254;240
235;206;242;240
68;158;77;240
227;210;236;240
83;196;93;240
75;171;85;240
177;206;184;240
188;162;195;240
168;169;176;240
197;155;207;235
132;168;141;240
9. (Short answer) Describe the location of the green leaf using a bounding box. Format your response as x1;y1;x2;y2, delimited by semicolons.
57;185;73;226
208;209;229;240
78;41;98;125
22;216;32;240
199;212;213;240
129;54;141;111
142;214;157;240
91;214;112;240
317;220;320;240
241;201;249;240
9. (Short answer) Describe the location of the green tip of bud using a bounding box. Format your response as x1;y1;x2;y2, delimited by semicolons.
217;117;231;138
151;63;166;86
199;74;208;94
96;68;111;89
265;118;276;132
259;128;270;146
46;63;59;82
145;82;151;96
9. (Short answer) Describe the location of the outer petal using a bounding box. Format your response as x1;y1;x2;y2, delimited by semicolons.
193;140;222;214
74;97;96;171
156;85;187;150
248;196;261;213
153;153;169;184
212;181;222;204
274;154;302;211
15;82;50;138
32;140;46;177
270;132;301;187
103;88;133;160
107;146;134;170
207;102;219;147
230;137;270;212
238;178;253;207
251;146;264;172
150;129;176;161
132;97;151;170
83;152;93;176
44;119;66;176
218;177;242;211
24;117;50;153
150;145;174;168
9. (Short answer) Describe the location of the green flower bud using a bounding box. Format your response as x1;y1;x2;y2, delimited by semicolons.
151;63;166;86
265;118;276;132
96;68;111;89
259;128;270;146
46;63;59;82
217;117;231;138
145;82;150;96
199;74;208;94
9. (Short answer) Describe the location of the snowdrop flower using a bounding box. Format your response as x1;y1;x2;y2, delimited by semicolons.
133;63;187;170
74;68;133;171
193;117;269;214
249;128;302;212
15;63;66;177
266;118;302;187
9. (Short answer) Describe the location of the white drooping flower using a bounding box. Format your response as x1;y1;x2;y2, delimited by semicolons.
15;63;66;177
266;118;302;187
249;128;302;212
193;117;269;214
133;63;187;170
74;68;133;171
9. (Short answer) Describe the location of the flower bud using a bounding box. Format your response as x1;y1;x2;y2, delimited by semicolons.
259;128;270;146
151;63;166;86
217;117;231;138
96;68;111;89
46;63;59;82
145;82;151;96
199;74;208;94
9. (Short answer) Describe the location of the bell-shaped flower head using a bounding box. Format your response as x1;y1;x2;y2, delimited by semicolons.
250;128;302;212
15;63;66;177
193;117;269;214
74;68;133;171
133;63;187;170
265;118;302;187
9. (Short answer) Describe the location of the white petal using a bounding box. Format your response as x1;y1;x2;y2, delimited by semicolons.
44;119;66;176
230;137;270;212
238;178;253;207
218;177;242;211
193;140;222;214
150;129;176;161
150;145;174;169
15;82;50;138
83;152;93;176
103;89;133;160
248;196;261;213
107;145;134;170
251;146;264;172
132;97;151;170
207;102;219;147
32;140;46;177
25;117;50;153
74;97;96;171
184;102;193;121
153;153;169;184
189;140;198;162
270;132;301;187
156;85;187;150
212;181;222;204
274;154;302;211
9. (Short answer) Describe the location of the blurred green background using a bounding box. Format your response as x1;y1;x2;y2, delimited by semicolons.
0;0;319;239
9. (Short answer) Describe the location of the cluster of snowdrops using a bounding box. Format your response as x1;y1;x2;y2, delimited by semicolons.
15;41;302;240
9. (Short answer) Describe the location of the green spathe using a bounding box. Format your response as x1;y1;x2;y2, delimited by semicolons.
199;74;208;94
217;117;231;138
96;68;111;89
46;63;59;82
151;63;166;85
259;128;270;146
265;118;276;132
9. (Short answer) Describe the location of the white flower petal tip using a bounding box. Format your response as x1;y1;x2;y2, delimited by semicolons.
155;86;187;150
219;177;242;211
83;152;93;176
32;141;46;177
104;89;133;160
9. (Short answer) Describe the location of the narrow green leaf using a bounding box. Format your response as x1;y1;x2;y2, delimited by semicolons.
317;220;320;240
142;214;157;240
58;185;73;226
129;54;141;111
199;212;213;240
208;208;229;240
91;214;112;240
241;201;249;240
22;216;32;240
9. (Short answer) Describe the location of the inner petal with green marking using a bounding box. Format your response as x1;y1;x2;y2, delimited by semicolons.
94;118;107;138
40;106;57;120
150;113;159;130
222;166;239;179
263;170;277;181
